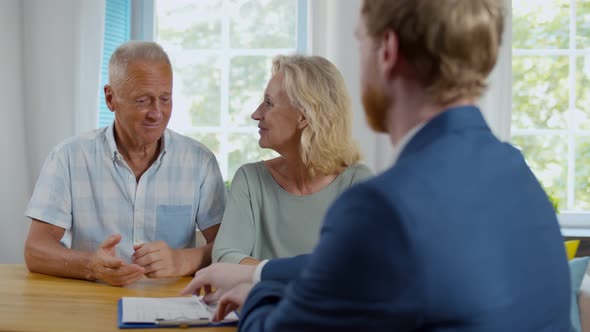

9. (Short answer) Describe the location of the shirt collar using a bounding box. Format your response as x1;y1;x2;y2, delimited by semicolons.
393;105;487;166
106;123;169;163
390;122;426;166
106;123;118;161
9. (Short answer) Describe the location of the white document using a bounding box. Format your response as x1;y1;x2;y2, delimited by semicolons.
121;296;239;324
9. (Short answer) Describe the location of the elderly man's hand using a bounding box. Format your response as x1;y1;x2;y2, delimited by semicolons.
180;263;256;304
88;234;145;286
212;282;254;322
132;241;181;278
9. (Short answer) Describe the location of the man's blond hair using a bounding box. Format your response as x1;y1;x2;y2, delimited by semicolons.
362;0;505;104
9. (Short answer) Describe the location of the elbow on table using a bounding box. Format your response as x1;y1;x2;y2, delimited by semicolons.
211;246;224;263
23;240;43;273
212;248;247;264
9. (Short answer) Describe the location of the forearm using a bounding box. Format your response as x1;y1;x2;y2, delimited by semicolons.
261;255;310;282
24;239;95;281
240;257;261;265
211;232;254;264
210;223;254;264
177;243;214;276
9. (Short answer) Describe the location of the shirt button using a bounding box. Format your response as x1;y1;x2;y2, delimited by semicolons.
128;174;134;180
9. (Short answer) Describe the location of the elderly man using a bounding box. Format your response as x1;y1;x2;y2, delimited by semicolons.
182;0;571;331
24;41;226;286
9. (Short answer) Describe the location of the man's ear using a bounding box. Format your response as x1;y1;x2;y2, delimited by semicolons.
104;85;116;113
378;29;400;79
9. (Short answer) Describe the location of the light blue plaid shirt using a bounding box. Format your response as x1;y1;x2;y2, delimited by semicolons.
26;124;226;262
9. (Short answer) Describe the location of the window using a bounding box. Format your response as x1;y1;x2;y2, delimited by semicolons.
512;0;590;217
98;0;132;128
156;0;308;180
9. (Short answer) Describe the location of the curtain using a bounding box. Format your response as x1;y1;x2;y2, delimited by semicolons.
22;0;106;185
0;0;106;263
477;0;512;142
308;0;394;173
0;0;30;263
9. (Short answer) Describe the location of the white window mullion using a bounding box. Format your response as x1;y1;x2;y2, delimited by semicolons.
511;129;566;136
513;129;590;137
566;0;577;210
219;133;229;180
166;48;298;57
182;127;258;134
567;116;576;210
218;0;232;180
514;49;590;56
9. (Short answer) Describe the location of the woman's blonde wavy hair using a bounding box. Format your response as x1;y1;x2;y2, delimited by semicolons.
271;55;360;177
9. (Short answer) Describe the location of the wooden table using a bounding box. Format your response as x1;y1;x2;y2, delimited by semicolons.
0;265;237;332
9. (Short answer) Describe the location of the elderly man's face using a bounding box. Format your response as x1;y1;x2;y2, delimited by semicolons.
107;60;173;147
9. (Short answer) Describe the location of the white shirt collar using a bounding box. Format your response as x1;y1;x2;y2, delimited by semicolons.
390;122;426;166
107;123;169;163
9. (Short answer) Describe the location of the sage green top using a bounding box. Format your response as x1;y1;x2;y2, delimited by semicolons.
212;161;373;263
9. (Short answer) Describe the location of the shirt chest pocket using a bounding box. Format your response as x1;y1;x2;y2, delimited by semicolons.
155;204;194;249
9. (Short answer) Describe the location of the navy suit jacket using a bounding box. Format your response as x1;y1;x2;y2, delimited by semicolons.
239;106;570;332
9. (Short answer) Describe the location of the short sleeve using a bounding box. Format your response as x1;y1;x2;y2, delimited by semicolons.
25;147;72;230
195;153;226;230
212;166;257;263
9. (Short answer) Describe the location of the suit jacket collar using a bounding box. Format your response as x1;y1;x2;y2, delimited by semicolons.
397;105;490;163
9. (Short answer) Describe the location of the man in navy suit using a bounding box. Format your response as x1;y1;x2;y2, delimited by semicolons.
183;0;571;330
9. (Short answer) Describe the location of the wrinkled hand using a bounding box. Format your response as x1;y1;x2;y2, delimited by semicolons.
212;282;253;322
88;234;145;286
180;263;255;304
132;241;180;278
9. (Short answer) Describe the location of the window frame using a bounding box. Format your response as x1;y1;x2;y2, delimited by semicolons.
133;0;308;180
510;0;590;233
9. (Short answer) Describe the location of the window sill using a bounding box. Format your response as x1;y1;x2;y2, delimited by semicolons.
559;212;590;237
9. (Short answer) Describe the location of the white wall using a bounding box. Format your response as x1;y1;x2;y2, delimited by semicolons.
21;1;104;182
22;0;78;183
0;0;104;263
0;0;30;263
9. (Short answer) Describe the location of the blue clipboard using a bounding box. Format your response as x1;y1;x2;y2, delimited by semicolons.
117;299;238;329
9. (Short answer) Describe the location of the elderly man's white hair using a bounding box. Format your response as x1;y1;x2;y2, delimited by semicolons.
108;41;171;84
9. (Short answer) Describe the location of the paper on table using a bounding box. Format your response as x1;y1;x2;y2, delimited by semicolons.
121;296;238;323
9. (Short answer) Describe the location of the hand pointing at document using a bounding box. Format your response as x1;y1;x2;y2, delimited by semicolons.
181;263;256;304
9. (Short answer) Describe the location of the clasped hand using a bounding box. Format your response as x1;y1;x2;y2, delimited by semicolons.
88;235;180;286
88;234;144;286
132;240;180;278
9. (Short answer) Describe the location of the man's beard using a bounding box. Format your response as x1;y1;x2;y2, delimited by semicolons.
361;82;389;133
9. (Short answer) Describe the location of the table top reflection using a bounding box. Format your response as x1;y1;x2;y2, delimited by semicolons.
0;264;236;332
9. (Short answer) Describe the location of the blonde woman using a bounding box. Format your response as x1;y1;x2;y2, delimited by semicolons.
212;55;372;265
